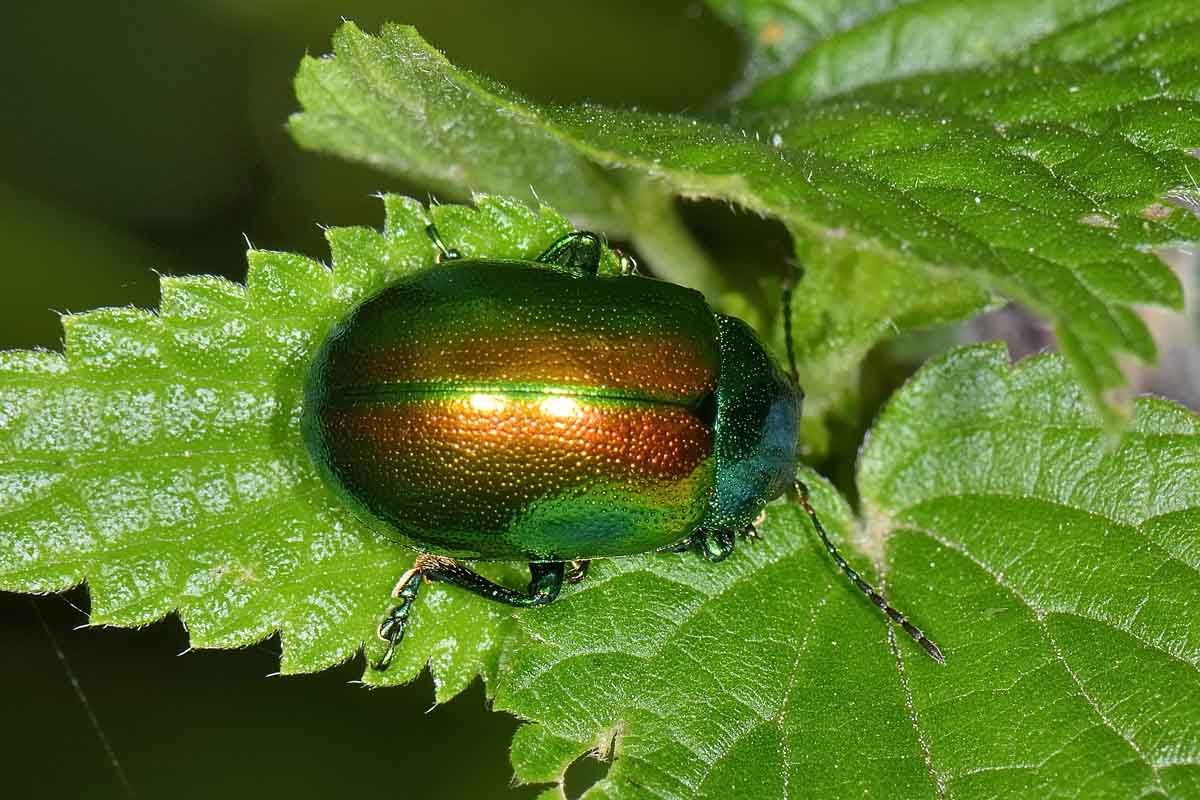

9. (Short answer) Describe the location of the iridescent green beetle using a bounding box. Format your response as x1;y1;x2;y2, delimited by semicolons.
302;227;942;669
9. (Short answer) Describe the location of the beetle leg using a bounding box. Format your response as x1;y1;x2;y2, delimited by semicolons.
700;532;734;563
375;558;433;671
535;232;603;276
658;529;737;561
418;557;565;607
741;508;768;542
694;528;736;562
613;248;640;276
567;559;591;583
425;224;462;262
373;556;566;671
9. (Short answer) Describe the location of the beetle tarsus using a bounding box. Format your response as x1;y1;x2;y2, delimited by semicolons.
373;565;426;671
613;248;640;276
658;528;737;561
373;556;569;669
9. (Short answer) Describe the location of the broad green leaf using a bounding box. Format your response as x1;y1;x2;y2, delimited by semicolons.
289;20;1197;431
498;343;1200;799
710;0;1198;104
0;195;596;699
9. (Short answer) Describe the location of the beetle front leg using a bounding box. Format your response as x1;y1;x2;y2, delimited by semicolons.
656;528;737;561
694;528;736;562
659;525;767;563
535;231;603;275
374;555;566;671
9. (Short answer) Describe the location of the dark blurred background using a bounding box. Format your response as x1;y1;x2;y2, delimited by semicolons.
0;2;741;798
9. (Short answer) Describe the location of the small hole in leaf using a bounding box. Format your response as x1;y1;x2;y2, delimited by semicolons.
1079;212;1117;228
1140;202;1174;221
563;750;611;799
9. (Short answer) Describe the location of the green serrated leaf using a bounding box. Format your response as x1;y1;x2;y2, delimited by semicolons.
291;29;625;231
0;195;581;700
497;343;1200;799
289;19;1196;431
717;0;1194;104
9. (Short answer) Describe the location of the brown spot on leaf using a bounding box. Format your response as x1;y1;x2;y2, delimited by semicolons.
1079;212;1117;229
1140;203;1174;221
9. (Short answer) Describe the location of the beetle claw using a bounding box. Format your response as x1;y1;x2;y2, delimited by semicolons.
374;615;404;671
567;559;591;583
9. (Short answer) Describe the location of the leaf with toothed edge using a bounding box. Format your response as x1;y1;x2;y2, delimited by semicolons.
3;0;1199;793
290;16;1200;433
1;190;1197;794
0;194;616;700
497;344;1200;800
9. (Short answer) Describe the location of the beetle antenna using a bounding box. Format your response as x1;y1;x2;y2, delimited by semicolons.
781;266;800;383
793;480;945;664
425;224;461;262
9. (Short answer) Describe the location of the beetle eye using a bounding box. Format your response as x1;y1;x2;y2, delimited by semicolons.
695;390;718;429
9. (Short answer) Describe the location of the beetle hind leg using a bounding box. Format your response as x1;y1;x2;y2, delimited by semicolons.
372;556;567;671
420;557;565;607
